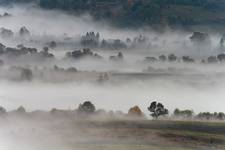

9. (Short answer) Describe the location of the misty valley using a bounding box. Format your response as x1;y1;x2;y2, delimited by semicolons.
0;1;225;150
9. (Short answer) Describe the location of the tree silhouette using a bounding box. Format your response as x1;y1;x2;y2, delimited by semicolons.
78;101;96;114
148;101;168;119
0;106;6;115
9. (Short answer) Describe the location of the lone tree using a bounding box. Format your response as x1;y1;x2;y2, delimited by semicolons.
78;101;96;114
148;101;168;119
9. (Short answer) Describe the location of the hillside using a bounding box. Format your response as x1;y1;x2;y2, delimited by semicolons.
38;0;225;28
1;0;225;28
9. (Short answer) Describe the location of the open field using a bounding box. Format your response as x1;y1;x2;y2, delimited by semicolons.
1;118;225;150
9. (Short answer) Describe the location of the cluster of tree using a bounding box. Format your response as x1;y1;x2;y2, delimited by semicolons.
46;41;57;49
81;32;100;48
143;53;225;64
173;108;225;120
0;43;54;60
4;65;79;82
109;52;124;61
19;26;30;37
97;73;109;83
173;108;194;118
101;39;127;50
53;65;77;73
80;32;149;50
0;26;30;39
0;12;11;18
2;41;225;66
205;53;225;63
80;31;225;52
144;54;194;63
0;105;26;116
197;112;225;120
0;27;13;38
190;32;210;44
65;48;103;60
8;66;33;81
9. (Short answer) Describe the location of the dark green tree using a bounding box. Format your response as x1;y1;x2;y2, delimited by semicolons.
78;101;96;114
148;101;168;119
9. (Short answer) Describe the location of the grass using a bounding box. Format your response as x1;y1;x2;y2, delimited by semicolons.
57;119;225;150
5;118;225;150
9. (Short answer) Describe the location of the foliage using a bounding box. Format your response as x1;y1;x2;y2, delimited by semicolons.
148;101;168;119
174;108;194;118
128;105;144;117
0;106;6;114
17;106;26;113
20;68;33;81
78;101;96;114
197;112;225;120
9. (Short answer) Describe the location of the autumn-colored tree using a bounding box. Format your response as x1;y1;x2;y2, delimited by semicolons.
128;106;144;117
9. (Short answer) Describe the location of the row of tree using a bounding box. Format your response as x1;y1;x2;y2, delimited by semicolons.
80;32;148;50
0;101;224;121
144;53;225;64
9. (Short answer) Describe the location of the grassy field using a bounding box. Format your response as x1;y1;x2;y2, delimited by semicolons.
44;119;225;150
2;118;225;150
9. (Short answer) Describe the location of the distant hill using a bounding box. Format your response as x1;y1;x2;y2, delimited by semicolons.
38;0;225;28
0;0;37;5
2;0;225;28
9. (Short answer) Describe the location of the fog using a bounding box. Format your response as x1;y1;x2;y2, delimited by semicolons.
1;3;225;150
0;4;223;56
0;73;225;113
0;3;224;113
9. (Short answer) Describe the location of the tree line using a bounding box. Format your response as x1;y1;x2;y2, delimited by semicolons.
0;101;224;121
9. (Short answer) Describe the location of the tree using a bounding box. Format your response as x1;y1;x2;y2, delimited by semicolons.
217;112;225;120
159;55;167;62
17;106;26;114
118;52;124;60
128;106;144;117
0;106;6;115
0;59;4;67
20;68;33;81
190;32;209;43
217;53;225;62
78;101;96;114
168;54;177;62
173;108;193;118
148;101;168;119
19;26;30;37
182;56;195;63
207;56;217;63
